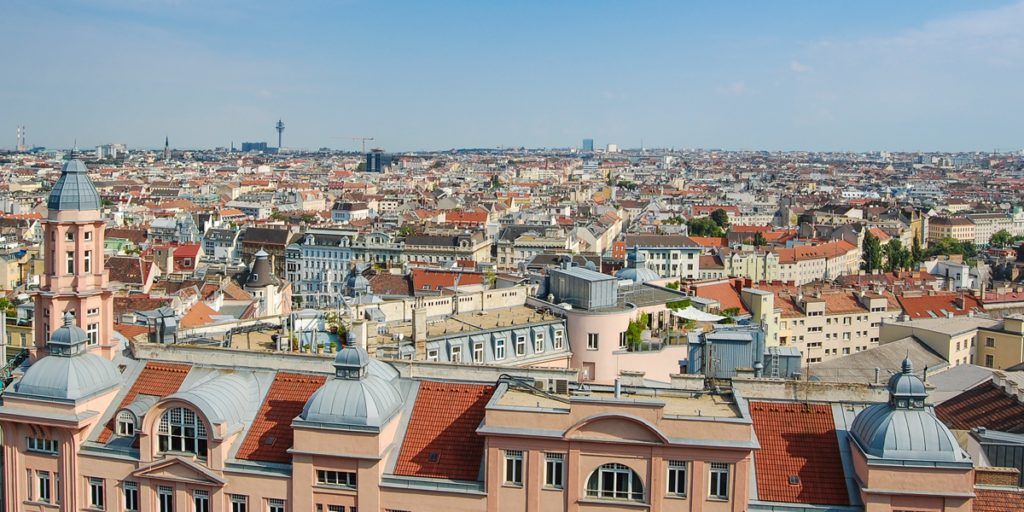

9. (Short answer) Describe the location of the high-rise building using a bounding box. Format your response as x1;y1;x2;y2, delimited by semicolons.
583;139;594;152
366;148;392;172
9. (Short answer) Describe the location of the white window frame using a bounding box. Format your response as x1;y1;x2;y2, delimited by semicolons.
667;460;687;497
709;462;730;500
123;481;139;512
544;453;564;489
504;450;524;486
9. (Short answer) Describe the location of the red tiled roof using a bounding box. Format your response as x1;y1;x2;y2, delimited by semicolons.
97;362;191;443
749;402;850;506
935;381;1024;433
973;488;1024;512
236;372;327;464
394;381;495;481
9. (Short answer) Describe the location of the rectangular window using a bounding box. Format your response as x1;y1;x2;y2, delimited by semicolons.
450;345;462;363
554;331;564;350
38;470;51;503
495;338;506;360
473;343;483;363
667;460;687;496
123;482;139;512
316;470;356;488
88;323;99;346
709;462;729;500
588;333;599;350
230;494;247;512
193;490;210;512
89;477;104;509
27;437;58;453
505;450;524;486
534;333;544;353
545;453;564;489
84;250;92;273
66;251;75;274
268;499;286;512
515;336;526;356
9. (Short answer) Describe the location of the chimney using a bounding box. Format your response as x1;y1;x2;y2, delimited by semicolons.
412;307;427;360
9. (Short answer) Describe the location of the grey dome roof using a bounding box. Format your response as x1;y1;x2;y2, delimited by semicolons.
300;374;402;428
47;158;102;211
849;357;968;463
165;373;253;435
300;333;402;428
335;332;370;370
16;352;121;401
615;266;661;285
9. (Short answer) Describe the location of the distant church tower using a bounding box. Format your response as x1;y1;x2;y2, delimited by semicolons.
31;149;116;362
164;136;170;161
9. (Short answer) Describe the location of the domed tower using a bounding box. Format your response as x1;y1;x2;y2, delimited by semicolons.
32;150;116;361
851;357;968;462
11;312;121;401
299;332;403;429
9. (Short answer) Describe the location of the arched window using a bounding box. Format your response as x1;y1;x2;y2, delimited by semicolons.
117;411;136;437
157;407;207;458
586;463;645;502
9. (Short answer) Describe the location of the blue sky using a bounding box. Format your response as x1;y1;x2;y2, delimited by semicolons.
2;1;1022;152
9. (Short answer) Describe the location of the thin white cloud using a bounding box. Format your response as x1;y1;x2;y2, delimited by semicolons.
790;61;812;73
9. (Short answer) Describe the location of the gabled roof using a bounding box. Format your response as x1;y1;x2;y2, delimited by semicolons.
749;402;850;506
236;372;327;464
394;381;495;481
936;380;1024;433
97;362;191;444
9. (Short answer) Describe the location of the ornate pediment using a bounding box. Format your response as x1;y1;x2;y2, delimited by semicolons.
131;457;227;486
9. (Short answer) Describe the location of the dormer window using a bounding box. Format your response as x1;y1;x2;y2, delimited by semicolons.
117;412;136;436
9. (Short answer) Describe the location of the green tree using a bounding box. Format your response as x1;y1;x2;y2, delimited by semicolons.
991;229;1015;248
710;209;730;229
626;312;649;350
861;230;883;272
883;240;908;272
687;217;725;237
752;232;768;248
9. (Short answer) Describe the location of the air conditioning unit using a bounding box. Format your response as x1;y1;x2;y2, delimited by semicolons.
533;379;549;392
553;379;570;395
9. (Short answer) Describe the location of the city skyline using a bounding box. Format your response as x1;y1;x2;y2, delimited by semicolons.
1;1;1023;152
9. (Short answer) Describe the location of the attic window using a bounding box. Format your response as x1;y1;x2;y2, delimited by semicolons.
789;475;800;485
428;453;440;463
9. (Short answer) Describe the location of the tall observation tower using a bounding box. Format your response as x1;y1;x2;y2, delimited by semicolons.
275;119;285;149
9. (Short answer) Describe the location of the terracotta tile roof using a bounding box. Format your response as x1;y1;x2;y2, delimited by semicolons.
897;293;984;319
180;302;218;329
936;381;1024;433
394;381;495;481
973;488;1024;512
97;362;191;443
749;402;850;506
236;372;327;464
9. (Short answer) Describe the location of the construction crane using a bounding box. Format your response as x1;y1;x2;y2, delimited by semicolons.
332;137;374;154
